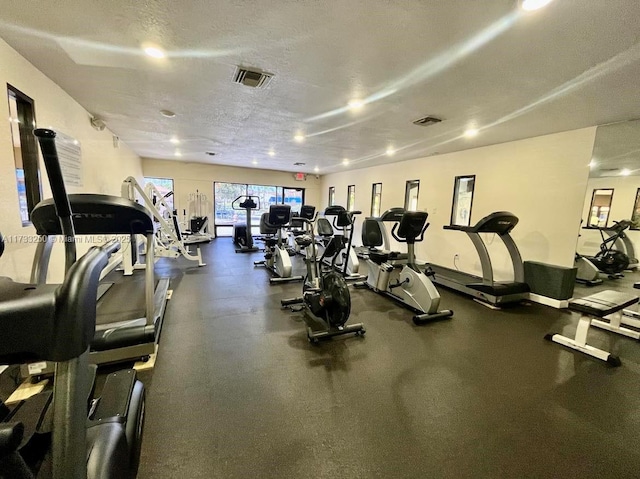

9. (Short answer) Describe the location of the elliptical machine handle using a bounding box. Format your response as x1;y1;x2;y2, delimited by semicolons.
390;223;406;243
34;128;77;273
33;129;72;220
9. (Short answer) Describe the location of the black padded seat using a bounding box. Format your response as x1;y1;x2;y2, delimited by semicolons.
369;251;390;264
569;290;638;317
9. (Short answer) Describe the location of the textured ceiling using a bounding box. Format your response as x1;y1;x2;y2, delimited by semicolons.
1;0;640;174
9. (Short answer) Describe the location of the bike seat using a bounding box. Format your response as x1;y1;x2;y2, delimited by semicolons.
369;251;390;264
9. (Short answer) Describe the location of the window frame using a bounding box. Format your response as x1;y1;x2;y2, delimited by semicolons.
404;179;420;211
347;185;355;211
449;175;476;227
587;188;614;228
631;188;640;230
8;84;41;226
328;186;335;207
212;181;306;236
371;182;382;217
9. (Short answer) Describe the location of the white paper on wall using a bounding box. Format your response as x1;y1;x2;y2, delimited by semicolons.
54;131;83;187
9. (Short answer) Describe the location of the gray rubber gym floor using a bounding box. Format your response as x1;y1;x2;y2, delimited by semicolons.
137;240;640;479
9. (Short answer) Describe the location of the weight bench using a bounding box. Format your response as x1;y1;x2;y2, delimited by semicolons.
545;290;639;366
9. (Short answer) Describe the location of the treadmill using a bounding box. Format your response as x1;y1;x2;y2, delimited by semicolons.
429;211;530;307
20;194;170;377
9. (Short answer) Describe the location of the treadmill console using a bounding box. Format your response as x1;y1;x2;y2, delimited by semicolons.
379;207;406;222
444;211;519;236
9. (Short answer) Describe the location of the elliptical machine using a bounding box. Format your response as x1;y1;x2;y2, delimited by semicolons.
281;211;365;343
355;210;453;325
233;195;259;253
254;204;303;284
580;220;631;279
0;128;145;479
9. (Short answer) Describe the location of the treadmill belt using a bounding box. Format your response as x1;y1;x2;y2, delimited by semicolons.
96;283;113;302
96;279;159;325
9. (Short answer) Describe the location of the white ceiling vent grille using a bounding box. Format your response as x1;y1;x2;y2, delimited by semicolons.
233;66;273;88
412;116;442;127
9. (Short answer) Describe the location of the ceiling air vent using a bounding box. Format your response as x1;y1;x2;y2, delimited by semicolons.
233;66;274;88
412;116;442;127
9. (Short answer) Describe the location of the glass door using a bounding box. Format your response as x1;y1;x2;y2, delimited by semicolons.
283;187;305;212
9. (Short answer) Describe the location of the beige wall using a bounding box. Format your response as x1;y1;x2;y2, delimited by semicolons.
0;37;143;282
141;158;322;227
578;175;640;257
322;128;597;280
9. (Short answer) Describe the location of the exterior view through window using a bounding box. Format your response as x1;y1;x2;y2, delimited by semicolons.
632;188;640;230
214;182;304;236
8;85;41;225
371;183;382;217
404;180;420;212
347;185;355;211
328;187;335;206
144;177;175;216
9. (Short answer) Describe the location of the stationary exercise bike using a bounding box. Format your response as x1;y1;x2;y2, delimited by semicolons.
321;206;365;280
0;128;145;479
281;212;365;343
254;204;303;284
355;210;453;325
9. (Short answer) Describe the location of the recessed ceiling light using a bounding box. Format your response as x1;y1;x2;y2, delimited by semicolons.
521;0;554;11
314;166;319;173
348;99;364;110
160;109;176;118
170;137;180;145
386;147;395;156
252;159;258;165
268;150;275;157
589;160;597;168
621;168;631;176
175;151;182;157
294;134;305;143
144;46;166;59
342;158;349;165
464;128;479;138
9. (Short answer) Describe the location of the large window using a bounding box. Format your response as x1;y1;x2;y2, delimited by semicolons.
8;85;41;226
450;175;475;227
144;177;175;214
328;187;335;206
347;185;355;211
587;188;614;227
404;180;420;212
631;188;640;230
214;182;305;236
371;183;382;217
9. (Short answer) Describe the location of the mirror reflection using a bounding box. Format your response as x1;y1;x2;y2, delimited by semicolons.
577;119;640;292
